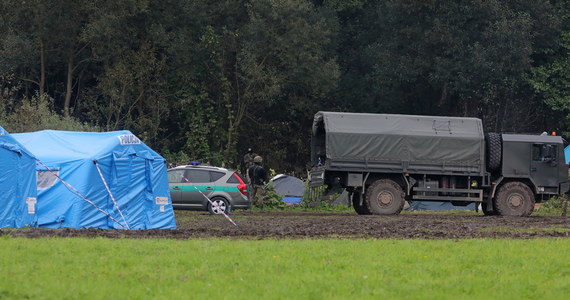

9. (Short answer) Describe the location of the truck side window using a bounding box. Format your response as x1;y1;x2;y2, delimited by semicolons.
532;144;556;162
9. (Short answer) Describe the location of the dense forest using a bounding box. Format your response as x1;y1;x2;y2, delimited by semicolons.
2;0;570;176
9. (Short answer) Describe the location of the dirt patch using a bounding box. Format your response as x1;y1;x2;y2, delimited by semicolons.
2;211;570;239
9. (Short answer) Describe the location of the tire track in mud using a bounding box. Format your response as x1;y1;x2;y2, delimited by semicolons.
2;211;570;239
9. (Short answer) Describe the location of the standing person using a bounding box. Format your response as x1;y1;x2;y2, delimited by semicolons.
248;155;267;210
243;147;257;182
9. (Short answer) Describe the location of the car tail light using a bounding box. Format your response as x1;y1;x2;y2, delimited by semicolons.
233;173;248;195
238;184;248;195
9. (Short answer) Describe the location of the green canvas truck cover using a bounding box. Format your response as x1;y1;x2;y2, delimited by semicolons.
311;111;485;175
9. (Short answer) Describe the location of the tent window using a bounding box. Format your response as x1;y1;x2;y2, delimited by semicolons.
37;170;58;190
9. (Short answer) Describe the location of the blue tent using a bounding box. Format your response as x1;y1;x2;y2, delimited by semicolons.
0;126;38;228
565;145;570;164
12;130;176;229
270;174;305;204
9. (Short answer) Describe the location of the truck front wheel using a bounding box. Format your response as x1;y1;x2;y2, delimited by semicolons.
495;182;535;217
365;179;405;215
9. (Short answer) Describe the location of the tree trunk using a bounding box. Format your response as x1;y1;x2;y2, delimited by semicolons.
39;39;45;97
438;83;448;109
64;52;74;117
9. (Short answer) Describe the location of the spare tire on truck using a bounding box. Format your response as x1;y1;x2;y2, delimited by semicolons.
486;133;502;173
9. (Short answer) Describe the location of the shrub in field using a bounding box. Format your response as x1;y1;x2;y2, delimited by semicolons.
259;183;286;209
539;195;569;216
1;94;99;133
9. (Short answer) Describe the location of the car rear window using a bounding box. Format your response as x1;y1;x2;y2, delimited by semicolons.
226;173;242;184
210;171;225;182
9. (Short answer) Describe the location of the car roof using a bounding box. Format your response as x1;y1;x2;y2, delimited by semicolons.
170;165;231;172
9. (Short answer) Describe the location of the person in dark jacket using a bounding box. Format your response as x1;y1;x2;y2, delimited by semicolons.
247;155;267;210
243;147;257;182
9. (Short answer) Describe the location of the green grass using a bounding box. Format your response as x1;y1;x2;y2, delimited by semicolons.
1;237;569;299
481;226;570;234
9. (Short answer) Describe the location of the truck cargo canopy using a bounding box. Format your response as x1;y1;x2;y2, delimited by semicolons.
311;111;485;174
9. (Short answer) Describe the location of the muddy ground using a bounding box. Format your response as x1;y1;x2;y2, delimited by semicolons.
2;210;570;239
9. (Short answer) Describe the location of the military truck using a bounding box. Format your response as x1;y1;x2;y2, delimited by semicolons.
310;111;569;216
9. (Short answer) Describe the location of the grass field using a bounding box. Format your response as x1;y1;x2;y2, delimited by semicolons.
1;237;569;299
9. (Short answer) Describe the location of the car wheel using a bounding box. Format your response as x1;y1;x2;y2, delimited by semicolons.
208;197;231;215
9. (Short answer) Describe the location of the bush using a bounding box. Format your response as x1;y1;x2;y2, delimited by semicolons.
161;149;190;167
537;195;569;216
1;94;99;132
260;183;286;209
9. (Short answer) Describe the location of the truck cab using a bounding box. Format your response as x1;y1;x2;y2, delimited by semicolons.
497;134;568;201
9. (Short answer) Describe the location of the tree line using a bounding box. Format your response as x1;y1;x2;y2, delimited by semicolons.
1;0;570;176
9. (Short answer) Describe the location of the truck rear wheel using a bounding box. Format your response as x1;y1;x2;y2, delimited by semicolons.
486;133;502;173
352;192;372;215
365;179;405;215
495;182;535;217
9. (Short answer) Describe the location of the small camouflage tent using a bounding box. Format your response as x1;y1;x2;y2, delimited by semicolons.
270;174;305;204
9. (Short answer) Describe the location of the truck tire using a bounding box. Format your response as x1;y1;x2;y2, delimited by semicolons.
494;182;535;217
486;133;502;173
481;202;497;216
365;179;405;215
352;192;372;215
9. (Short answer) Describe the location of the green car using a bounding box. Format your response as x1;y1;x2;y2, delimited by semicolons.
168;165;250;214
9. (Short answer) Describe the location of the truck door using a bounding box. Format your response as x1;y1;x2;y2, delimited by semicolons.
531;143;559;188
